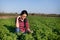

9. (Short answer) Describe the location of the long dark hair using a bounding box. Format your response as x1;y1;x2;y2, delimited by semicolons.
20;10;28;28
20;10;28;16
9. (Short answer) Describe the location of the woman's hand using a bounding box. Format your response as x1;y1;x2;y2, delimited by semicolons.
27;28;33;33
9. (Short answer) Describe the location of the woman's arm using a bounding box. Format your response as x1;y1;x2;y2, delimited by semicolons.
25;20;30;30
16;16;20;28
26;20;33;33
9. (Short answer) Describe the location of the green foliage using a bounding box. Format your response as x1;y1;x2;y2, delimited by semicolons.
0;16;60;40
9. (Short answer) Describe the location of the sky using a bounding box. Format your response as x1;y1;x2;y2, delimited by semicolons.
0;0;60;14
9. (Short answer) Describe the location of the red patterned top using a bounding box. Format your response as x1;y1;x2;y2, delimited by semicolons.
16;16;30;33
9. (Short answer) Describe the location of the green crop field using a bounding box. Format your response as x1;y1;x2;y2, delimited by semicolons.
0;15;60;40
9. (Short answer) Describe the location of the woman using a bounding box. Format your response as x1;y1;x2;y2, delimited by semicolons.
16;10;33;33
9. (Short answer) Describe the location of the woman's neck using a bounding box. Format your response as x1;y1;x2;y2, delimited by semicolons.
20;16;24;21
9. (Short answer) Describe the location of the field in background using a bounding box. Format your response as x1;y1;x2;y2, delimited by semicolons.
0;13;60;19
0;13;60;40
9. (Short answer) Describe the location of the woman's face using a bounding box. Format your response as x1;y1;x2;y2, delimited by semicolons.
21;14;27;20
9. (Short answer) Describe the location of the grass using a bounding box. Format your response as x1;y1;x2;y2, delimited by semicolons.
0;15;60;40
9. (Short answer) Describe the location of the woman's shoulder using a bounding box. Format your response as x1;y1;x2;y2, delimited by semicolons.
24;18;28;22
